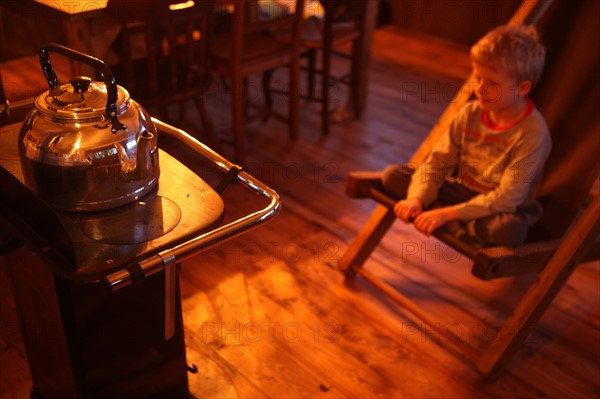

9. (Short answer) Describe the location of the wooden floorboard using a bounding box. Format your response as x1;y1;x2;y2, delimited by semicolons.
1;26;599;398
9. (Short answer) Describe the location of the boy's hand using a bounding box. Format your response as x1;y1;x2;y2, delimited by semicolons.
393;198;423;223
413;206;459;236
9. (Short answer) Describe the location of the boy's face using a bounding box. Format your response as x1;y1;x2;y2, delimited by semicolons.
472;62;531;115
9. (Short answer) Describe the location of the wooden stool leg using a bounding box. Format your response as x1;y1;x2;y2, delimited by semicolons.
192;96;221;153
307;49;317;100
338;204;397;278
321;15;333;136
262;69;274;120
289;61;300;141
477;195;600;377
231;75;245;164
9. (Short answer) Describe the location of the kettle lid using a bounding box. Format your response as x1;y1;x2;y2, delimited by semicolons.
36;76;130;123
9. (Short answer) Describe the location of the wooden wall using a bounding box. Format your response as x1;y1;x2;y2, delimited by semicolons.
387;0;523;45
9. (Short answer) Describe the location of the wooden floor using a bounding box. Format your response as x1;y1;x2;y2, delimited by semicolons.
1;26;599;398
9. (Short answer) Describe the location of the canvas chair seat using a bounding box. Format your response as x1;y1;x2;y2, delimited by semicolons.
343;172;573;281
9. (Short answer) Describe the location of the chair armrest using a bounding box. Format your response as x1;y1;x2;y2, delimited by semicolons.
345;171;384;198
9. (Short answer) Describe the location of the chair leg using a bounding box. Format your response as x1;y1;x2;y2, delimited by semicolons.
192;95;221;153
477;194;600;377
231;76;245;164
352;0;378;119
177;102;186;122
289;61;300;141
319;12;337;136
338;204;397;278
306;49;317;100
321;41;332;136
243;77;250;119
350;38;363;118
262;69;274;123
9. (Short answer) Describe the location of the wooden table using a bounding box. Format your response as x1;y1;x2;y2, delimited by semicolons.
3;0;120;75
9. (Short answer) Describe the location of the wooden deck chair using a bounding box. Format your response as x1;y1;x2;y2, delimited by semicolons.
338;0;600;377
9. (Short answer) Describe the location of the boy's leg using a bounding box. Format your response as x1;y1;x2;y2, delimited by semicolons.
435;181;480;240
381;164;413;199
382;166;473;239
468;203;542;247
435;182;532;247
430;180;528;247
382;165;479;205
381;166;533;247
468;213;529;247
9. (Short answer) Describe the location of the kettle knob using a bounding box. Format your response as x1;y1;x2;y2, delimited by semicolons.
69;76;92;93
40;43;126;133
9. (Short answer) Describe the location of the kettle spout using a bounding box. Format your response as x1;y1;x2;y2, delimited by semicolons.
132;131;157;180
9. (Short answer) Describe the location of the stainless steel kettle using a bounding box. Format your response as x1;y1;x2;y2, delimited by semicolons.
19;43;160;212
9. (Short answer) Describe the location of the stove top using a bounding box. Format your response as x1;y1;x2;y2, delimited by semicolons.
1;122;224;281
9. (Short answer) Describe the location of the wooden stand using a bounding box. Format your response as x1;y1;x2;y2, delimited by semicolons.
6;246;189;399
0;122;222;398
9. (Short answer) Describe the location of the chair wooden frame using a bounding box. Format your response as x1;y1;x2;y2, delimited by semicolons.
0;69;37;126
108;1;219;150
209;0;305;163
0;68;8;126
338;0;600;377
298;0;365;135
268;0;378;136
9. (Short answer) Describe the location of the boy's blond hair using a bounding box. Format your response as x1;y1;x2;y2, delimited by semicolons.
471;24;545;87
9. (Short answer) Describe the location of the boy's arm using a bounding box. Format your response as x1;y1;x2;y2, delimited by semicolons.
395;104;468;229
406;106;467;207
393;197;423;222
413;206;459;236
454;129;552;221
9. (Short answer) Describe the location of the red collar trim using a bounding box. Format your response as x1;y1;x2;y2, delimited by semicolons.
482;98;534;130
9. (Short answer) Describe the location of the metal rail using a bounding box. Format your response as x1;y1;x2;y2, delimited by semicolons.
103;118;280;292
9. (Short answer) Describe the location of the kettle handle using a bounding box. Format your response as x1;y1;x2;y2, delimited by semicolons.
39;43;126;133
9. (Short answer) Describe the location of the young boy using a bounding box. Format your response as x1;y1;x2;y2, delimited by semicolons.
382;24;551;247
